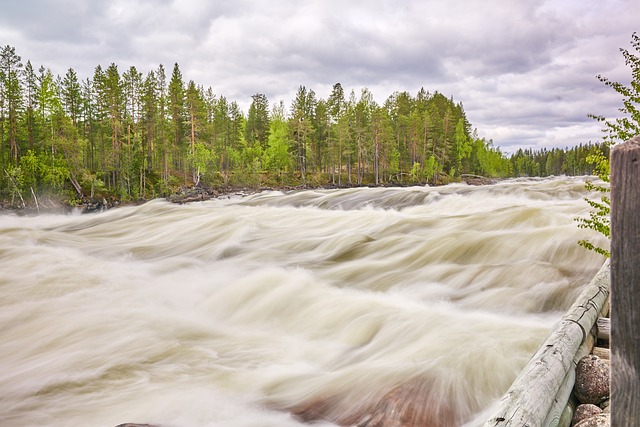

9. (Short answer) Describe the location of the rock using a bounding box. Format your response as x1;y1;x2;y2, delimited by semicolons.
572;404;602;426
574;355;610;405
460;174;497;185
288;377;458;427
573;412;610;427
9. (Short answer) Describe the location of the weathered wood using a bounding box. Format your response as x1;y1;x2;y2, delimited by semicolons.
557;402;574;427
483;262;609;427
543;368;575;427
575;327;597;367
545;324;600;427
596;317;610;341
592;347;610;360
610;135;640;425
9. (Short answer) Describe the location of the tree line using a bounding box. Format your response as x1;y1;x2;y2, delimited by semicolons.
509;143;609;178
0;44;605;206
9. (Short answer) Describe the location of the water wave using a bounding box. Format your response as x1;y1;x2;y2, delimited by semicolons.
0;176;607;426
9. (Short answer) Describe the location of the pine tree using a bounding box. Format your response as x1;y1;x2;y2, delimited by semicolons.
289;86;315;181
61;68;82;127
327;83;345;184
103;63;124;189
23;60;38;151
167;63;185;176
245;93;270;149
0;45;23;164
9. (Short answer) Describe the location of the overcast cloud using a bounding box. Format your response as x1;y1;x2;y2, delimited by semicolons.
1;0;637;153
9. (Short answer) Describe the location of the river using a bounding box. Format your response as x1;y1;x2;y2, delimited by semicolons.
0;176;608;427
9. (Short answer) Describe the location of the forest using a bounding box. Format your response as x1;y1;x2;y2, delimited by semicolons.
0;44;607;207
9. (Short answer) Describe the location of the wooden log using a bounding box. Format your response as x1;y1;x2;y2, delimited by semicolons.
543;368;575;427
610;135;640;425
575;328;597;367
592;347;610;360
557;402;574;427
596;317;610;342
545;325;599;427
483;262;610;427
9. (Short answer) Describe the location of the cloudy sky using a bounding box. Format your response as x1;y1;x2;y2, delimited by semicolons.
1;0;637;153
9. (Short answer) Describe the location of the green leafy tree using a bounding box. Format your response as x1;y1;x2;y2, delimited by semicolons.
452;118;472;176
263;101;291;177
188;142;216;186
578;32;640;258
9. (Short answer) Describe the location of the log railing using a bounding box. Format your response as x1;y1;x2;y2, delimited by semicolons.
483;262;610;427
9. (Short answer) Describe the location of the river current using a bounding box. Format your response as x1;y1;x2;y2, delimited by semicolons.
0;177;607;427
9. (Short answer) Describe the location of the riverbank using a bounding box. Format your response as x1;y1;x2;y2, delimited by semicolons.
1;175;500;216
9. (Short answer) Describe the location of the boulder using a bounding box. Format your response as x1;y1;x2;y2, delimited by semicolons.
289;377;458;427
572;404;602;426
573;413;610;427
574;355;610;405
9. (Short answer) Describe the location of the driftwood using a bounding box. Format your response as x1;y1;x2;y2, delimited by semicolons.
483;261;610;427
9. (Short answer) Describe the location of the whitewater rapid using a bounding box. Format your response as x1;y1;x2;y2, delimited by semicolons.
0;177;607;426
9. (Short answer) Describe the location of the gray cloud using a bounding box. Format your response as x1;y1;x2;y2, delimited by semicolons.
0;0;636;153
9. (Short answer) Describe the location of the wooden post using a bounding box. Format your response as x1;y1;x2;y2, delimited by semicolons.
610;135;640;424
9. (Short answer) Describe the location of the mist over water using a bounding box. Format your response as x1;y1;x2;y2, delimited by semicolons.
0;177;607;427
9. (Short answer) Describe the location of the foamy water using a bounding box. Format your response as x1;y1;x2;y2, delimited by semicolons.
0;177;607;427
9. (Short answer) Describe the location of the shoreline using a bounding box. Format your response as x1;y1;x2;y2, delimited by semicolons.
0;175;500;216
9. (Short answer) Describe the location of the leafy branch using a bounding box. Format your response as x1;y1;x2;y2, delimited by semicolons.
577;32;640;257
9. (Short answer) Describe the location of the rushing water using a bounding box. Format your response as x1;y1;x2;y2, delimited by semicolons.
0;177;608;427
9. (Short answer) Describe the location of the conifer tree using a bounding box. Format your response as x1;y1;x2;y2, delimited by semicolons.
245;93;270;149
167;62;185;174
0;45;23;164
61;68;82;127
23;60;38;151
